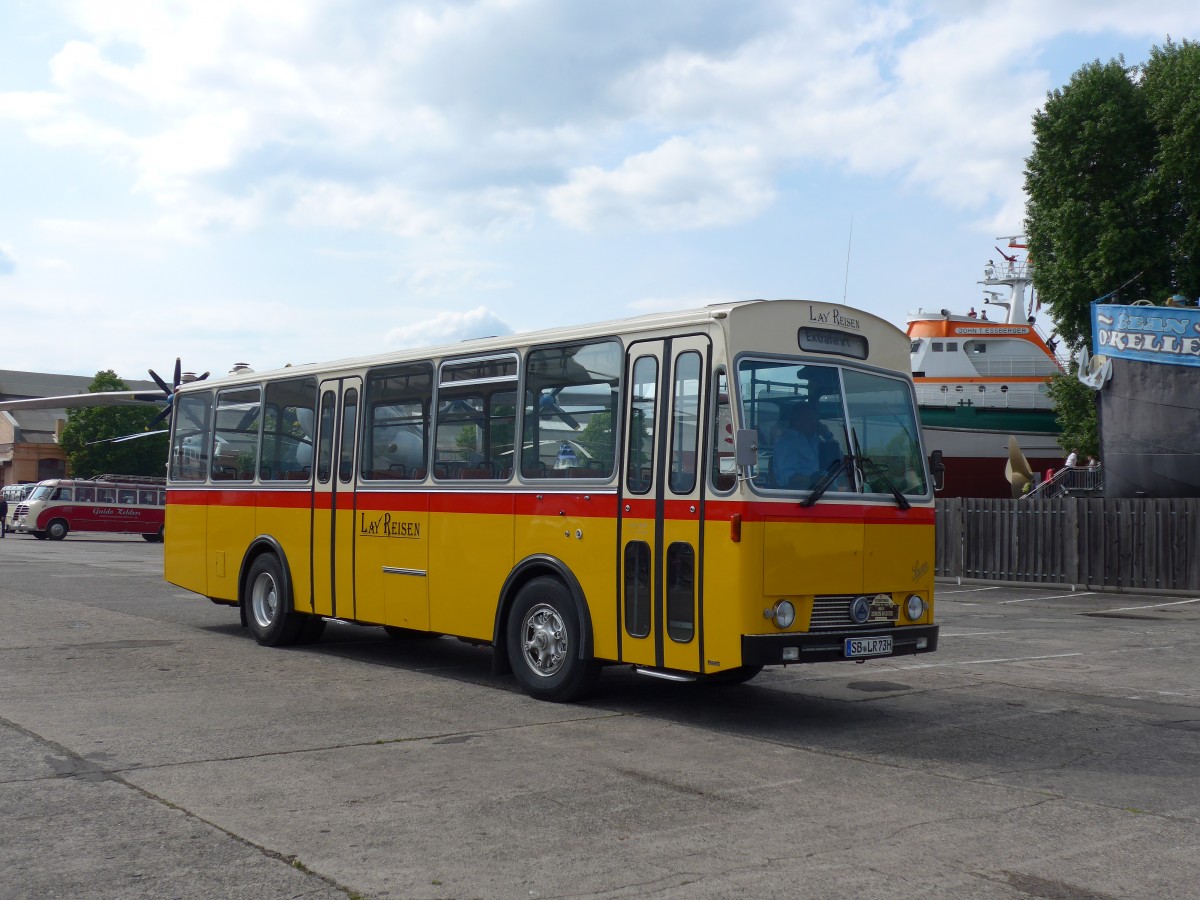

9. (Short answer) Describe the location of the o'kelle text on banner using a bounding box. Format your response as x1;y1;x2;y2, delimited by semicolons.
1093;303;1200;368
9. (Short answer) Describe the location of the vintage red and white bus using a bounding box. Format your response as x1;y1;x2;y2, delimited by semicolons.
11;475;166;541
163;299;941;701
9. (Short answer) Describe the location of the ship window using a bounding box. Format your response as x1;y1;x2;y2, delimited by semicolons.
932;342;943;352
968;341;987;354
945;342;958;351
909;340;921;353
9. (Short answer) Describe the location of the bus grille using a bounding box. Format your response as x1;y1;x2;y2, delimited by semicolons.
15;504;29;517
809;595;893;631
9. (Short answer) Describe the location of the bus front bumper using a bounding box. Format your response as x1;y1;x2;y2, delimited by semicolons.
742;625;939;665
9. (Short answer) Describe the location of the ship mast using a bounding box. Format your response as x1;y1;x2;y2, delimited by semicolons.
981;236;1033;325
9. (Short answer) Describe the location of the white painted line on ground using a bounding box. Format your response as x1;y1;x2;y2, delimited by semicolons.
1093;598;1200;613
1001;591;1096;604
941;631;1012;637
936;586;1002;595
896;652;1084;670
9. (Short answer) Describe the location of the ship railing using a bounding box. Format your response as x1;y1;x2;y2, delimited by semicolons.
916;385;1057;411
1024;464;1102;500
984;260;1032;281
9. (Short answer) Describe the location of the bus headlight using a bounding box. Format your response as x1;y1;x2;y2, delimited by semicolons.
764;600;796;629
904;594;926;621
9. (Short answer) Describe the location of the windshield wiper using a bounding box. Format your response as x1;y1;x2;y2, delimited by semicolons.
858;455;911;510
799;456;847;508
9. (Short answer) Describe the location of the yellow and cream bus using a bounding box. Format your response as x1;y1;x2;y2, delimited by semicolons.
165;299;940;701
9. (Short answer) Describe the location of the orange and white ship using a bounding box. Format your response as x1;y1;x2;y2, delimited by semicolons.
907;240;1065;497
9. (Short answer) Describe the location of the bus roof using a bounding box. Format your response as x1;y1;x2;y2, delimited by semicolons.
179;298;909;393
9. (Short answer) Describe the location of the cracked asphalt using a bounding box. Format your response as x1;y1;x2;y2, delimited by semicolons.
1;535;1198;899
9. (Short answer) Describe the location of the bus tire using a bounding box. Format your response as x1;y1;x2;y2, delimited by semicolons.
46;519;69;541
142;527;164;543
506;576;599;703
244;554;303;647
32;531;47;540
703;665;763;685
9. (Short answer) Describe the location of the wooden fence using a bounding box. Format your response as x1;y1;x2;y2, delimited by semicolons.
935;498;1200;592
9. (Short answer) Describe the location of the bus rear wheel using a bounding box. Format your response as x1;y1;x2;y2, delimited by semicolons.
142;527;164;543
506;577;599;703
46;519;69;541
244;554;303;647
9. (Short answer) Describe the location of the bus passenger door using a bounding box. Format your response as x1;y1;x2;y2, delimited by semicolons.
619;336;710;673
312;377;362;619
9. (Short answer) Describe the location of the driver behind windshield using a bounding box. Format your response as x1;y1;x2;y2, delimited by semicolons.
770;401;837;489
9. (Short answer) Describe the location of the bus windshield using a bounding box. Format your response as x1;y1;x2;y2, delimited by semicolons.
30;484;54;501
737;359;927;497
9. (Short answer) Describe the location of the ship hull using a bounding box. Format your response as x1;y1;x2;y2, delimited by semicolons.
920;406;1062;498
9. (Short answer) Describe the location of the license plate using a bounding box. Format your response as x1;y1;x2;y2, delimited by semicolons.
845;636;892;658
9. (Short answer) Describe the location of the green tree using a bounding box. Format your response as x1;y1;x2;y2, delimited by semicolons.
59;371;169;479
1024;57;1164;352
1024;41;1200;453
1142;39;1200;295
1045;369;1099;461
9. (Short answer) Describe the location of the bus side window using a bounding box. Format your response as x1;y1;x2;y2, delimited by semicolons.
710;368;736;492
97;488;116;503
260;376;318;482
362;364;431;481
139;490;156;505
118;490;136;504
76;487;95;502
54;487;73;501
522;339;621;479
213;386;262;481
626;356;657;494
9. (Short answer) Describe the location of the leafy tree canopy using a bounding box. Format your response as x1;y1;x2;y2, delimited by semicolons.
1025;40;1200;455
1025;39;1200;353
59;371;169;479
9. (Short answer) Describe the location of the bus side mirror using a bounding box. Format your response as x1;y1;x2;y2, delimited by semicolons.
735;429;759;468
928;449;945;492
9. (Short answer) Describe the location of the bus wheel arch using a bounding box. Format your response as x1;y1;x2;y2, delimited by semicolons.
46;519;69;541
493;556;595;675
497;559;599;702
240;538;305;647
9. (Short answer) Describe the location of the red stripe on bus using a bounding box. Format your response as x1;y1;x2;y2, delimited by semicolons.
164;487;933;524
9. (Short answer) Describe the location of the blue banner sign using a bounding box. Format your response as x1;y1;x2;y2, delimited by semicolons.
1093;303;1200;368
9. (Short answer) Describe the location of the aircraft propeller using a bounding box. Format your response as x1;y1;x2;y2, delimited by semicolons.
146;358;210;429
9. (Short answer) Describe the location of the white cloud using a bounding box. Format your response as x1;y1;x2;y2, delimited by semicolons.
548;137;775;232
0;243;16;275
4;0;1200;247
385;306;514;349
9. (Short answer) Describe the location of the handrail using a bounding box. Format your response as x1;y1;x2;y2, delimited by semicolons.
1024;464;1102;499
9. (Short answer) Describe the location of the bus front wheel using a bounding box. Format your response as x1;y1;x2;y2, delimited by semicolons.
244;554;303;647
506;577;599;703
46;519;69;541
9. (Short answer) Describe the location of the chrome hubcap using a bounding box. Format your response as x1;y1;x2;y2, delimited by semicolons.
251;572;279;629
521;603;567;678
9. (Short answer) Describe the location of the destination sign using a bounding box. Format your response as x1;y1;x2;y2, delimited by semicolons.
1093;303;1200;368
797;326;869;360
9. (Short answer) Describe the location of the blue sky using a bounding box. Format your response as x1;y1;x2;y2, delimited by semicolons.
1;0;1196;381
